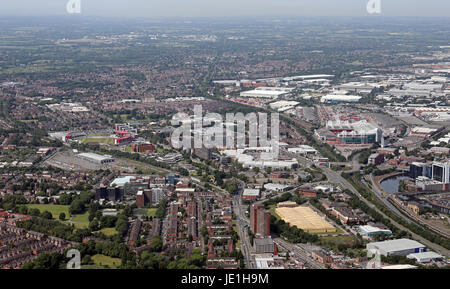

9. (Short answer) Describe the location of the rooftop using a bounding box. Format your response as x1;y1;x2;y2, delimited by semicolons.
367;239;425;252
243;188;261;197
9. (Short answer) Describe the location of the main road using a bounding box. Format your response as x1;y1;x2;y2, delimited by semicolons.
232;195;255;269
273;238;324;269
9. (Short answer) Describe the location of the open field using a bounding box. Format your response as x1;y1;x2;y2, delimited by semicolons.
147;208;157;217
91;254;121;268
97;227;118;236
80;137;114;145
269;204;281;220
26;204;69;219
26;204;90;228
70;212;90;229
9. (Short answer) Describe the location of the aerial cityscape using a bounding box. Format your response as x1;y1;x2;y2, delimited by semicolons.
0;0;449;280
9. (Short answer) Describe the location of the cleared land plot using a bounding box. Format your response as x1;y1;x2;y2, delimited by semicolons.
275;206;336;233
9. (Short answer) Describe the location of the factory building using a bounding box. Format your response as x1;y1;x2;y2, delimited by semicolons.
366;239;426;256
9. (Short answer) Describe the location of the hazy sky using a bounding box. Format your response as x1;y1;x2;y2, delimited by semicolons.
1;0;449;18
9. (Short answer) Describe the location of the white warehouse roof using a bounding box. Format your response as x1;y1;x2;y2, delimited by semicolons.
264;183;292;191
243;189;261;197
321;94;362;103
367;239;425;253
407;251;443;263
381;264;418;269
240;90;288;98
359;225;392;235
78;152;114;162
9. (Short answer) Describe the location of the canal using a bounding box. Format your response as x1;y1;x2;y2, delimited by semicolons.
380;176;409;194
361;176;413;224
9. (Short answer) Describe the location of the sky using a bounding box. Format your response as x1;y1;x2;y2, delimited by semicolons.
1;0;449;18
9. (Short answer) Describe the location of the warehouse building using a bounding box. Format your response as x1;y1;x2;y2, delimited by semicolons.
243;188;261;200
78;152;115;164
381;264;418;269
366;239;426;256
406;251;443;263
320;94;362;103
358;225;392;238
263;183;292;192
287;145;318;155
240;87;294;99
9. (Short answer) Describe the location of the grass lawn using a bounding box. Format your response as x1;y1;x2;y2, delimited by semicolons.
147;208;157;217
97;227;118;236
232;225;241;248
311;226;346;236
320;234;355;245
26;204;69;219
269;204;281;220
80;137;114;145
26;204;90;229
70;212;90;229
91;254;122;268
